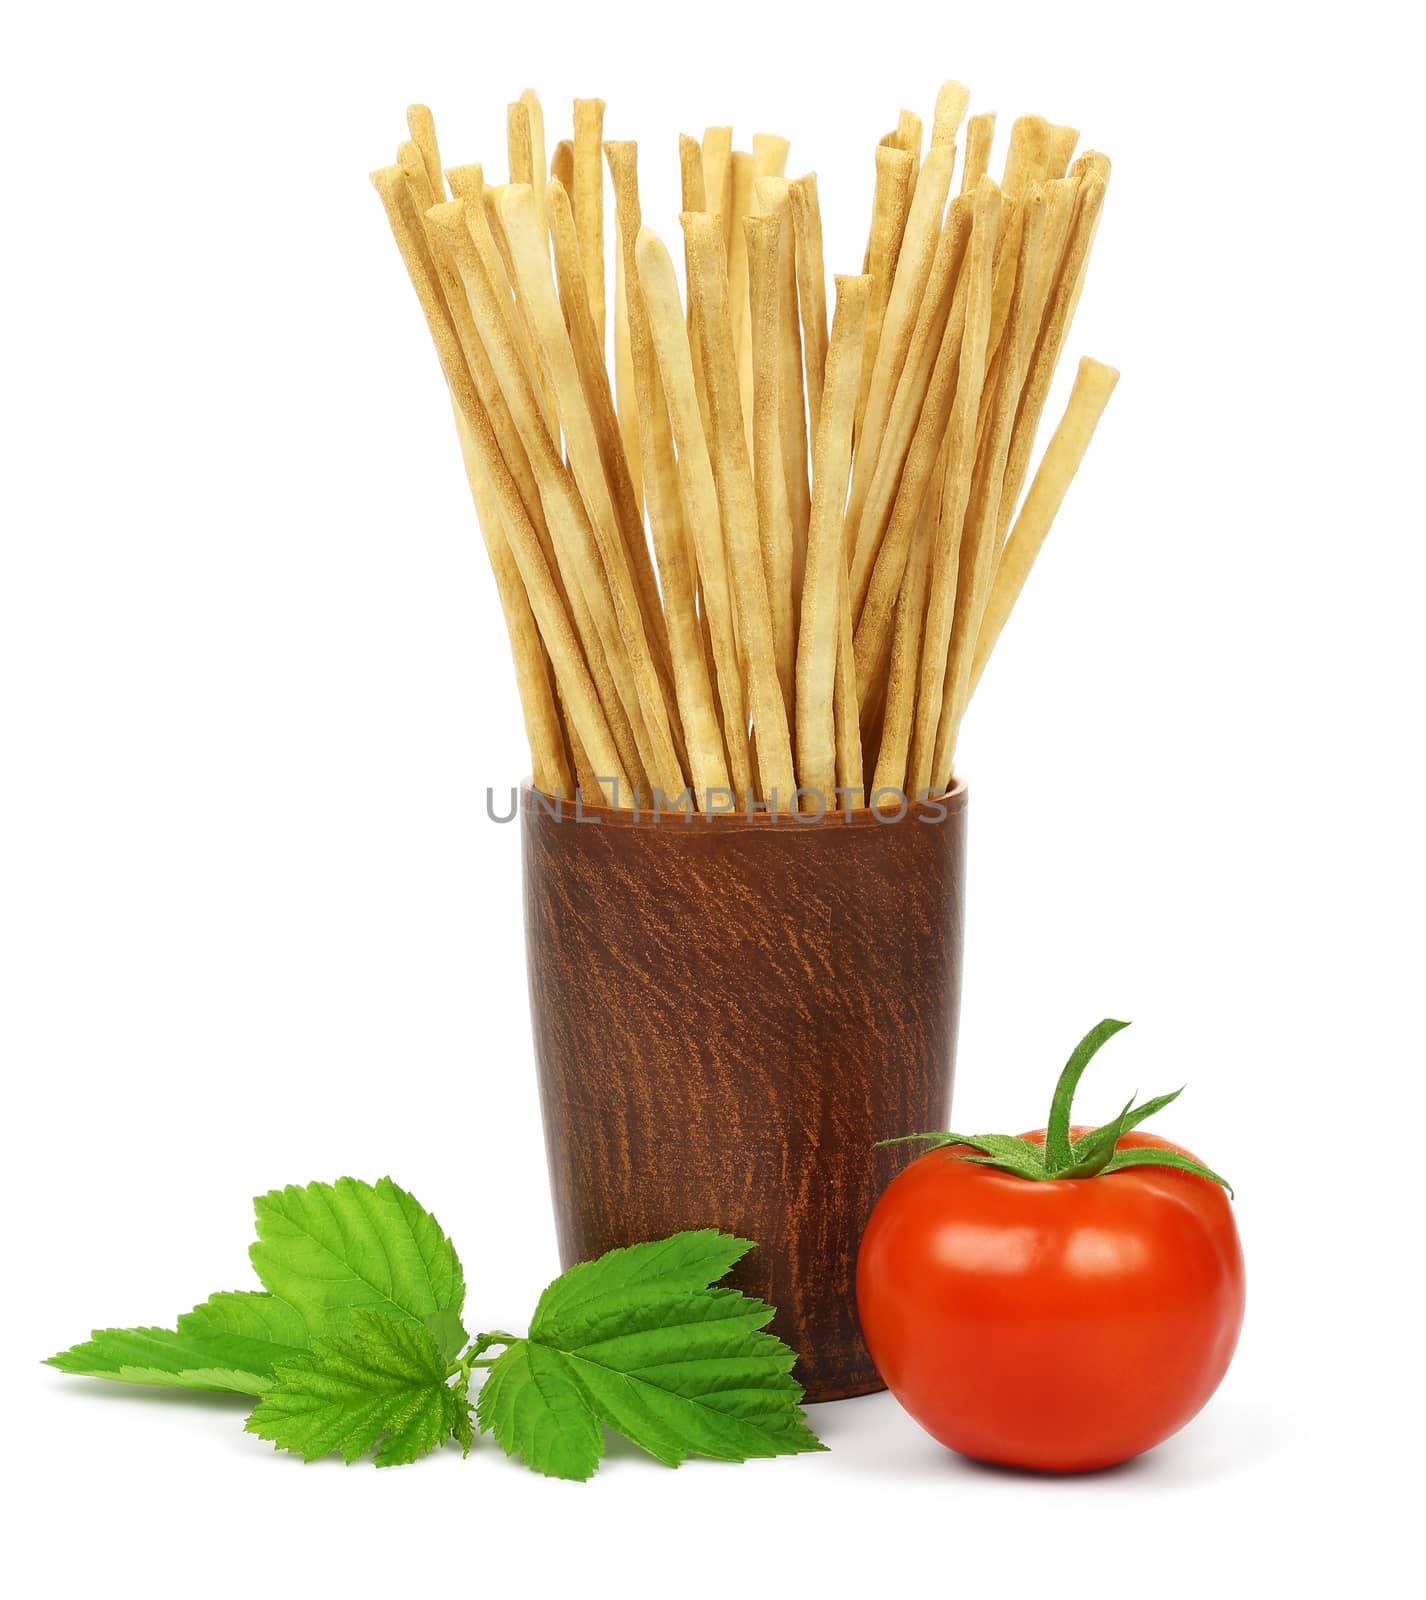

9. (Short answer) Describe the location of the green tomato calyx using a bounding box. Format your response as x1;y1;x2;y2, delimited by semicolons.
879;1019;1233;1194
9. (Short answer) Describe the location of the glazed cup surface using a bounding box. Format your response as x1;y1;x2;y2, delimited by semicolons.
522;781;966;1401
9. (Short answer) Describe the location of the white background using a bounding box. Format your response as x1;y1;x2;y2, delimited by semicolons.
3;1;1421;1593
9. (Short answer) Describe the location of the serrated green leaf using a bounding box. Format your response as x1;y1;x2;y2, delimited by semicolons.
179;1291;311;1368
245;1310;462;1466
250;1177;466;1342
1101;1145;1234;1196
46;1341;266;1394
45;1291;311;1395
478;1339;605;1480
450;1371;474;1457
477;1231;825;1481
424;1308;468;1366
531;1230;754;1343
562;1292;818;1466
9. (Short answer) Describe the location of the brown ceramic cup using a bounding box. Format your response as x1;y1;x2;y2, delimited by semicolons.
521;780;967;1402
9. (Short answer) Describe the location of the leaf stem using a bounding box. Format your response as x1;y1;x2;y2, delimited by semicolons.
447;1329;522;1382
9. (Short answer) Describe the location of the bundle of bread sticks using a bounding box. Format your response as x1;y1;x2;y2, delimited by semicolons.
372;82;1118;812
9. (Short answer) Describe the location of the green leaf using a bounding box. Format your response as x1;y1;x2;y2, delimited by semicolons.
1101;1146;1234;1196
531;1230;754;1344
1043;1018;1132;1171
477;1231;825;1481
180;1292;313;1370
478;1339;604;1480
250;1177;466;1343
424;1308;468;1366
45;1334;264;1395
45;1292;310;1395
245;1310;465;1466
450;1371;475;1457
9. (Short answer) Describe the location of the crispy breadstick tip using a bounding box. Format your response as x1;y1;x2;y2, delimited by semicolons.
1072;150;1112;182
551;139;574;191
789;173;829;442
702;125;733;222
397;139;435;208
961;112;996;193
406;106;445;202
896;109;923;161
931;81;971;146
1003;114;1052;195
1048;124;1079;179
507;100;532;185
753;132;791;180
679;133;706;209
572;99;607;350
519;89;547;217
971;356;1120;694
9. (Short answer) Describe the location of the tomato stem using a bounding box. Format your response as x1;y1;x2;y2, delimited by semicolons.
877;1020;1234;1193
1043;1019;1131;1170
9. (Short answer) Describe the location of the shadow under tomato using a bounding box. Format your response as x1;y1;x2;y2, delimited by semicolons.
805;1388;1293;1488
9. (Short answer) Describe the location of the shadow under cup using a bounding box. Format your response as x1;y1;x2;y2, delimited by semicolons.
521;781;967;1402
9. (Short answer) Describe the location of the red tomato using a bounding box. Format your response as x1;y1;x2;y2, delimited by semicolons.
857;1126;1245;1472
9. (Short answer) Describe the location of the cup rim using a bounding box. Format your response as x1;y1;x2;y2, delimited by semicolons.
520;777;967;830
